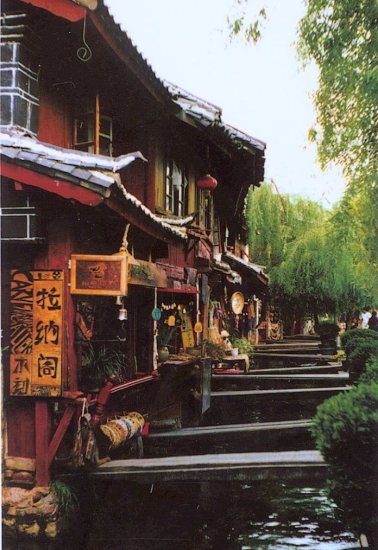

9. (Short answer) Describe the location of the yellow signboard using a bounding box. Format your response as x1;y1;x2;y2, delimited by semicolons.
180;312;195;350
10;270;64;397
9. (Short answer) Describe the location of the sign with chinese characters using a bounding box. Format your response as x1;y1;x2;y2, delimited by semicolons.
10;270;64;397
70;255;128;296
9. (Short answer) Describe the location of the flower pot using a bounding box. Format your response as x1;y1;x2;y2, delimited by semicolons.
158;346;169;362
319;337;337;355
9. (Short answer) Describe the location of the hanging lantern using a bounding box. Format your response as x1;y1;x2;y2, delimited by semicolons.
196;174;218;193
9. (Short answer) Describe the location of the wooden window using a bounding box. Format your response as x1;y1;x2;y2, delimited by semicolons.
74;94;113;156
165;159;188;216
197;187;213;233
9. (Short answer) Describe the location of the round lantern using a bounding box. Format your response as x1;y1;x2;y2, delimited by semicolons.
196;174;218;192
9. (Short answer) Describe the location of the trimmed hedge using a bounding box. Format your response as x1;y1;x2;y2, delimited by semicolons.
358;356;378;385
311;382;378;543
341;328;378;356
348;339;378;378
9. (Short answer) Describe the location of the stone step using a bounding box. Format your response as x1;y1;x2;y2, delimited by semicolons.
80;450;326;483
144;419;314;457
211;372;349;391
203;386;349;425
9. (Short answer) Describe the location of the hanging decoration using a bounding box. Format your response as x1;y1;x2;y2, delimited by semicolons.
231;292;245;314
196;174;218;195
77;14;93;63
152;307;162;321
167;315;176;327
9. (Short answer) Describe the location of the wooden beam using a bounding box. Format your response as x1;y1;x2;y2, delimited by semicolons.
1;162;104;207
20;0;86;22
48;405;77;467
35;400;50;486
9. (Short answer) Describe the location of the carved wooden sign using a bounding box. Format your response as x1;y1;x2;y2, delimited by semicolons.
10;270;64;397
70;254;128;296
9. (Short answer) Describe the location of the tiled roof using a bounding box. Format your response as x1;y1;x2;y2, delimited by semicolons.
100;2;265;157
0;130;145;195
223;252;269;283
0;130;187;240
166;82;266;154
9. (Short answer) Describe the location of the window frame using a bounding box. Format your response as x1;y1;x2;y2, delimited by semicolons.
73;94;113;156
164;158;189;217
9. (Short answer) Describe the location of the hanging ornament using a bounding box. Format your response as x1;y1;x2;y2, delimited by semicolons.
194;321;203;333
168;315;176;327
152;307;162;321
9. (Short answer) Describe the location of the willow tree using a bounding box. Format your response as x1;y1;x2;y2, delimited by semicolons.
298;0;377;190
272;223;375;322
298;0;378;265
246;182;326;270
246;182;377;325
230;0;378;265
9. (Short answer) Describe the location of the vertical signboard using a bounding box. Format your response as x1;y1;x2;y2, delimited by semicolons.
180;312;195;350
10;270;64;396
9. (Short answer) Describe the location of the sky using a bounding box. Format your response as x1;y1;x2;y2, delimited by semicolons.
106;0;346;206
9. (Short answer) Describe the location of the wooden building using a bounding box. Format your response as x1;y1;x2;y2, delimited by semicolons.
1;0;267;486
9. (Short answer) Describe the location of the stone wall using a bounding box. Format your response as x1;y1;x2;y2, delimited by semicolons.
2;486;65;540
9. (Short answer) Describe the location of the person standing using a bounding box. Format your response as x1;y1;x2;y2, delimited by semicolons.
368;310;378;332
360;308;372;329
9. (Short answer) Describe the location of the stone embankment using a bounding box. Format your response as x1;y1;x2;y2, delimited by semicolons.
2;478;68;541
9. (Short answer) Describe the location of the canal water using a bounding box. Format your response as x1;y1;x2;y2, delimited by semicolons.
5;480;360;549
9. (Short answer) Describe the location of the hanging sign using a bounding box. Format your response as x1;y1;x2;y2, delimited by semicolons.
9;269;64;397
70;254;128;296
180;312;195;350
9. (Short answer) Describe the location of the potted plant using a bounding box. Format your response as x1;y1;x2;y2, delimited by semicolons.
203;340;226;361
80;344;129;391
157;325;176;362
316;321;340;354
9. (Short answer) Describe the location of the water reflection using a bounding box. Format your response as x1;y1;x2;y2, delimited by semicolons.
4;481;359;549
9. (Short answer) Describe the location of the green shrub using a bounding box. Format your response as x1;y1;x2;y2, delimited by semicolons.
231;338;254;358
359;356;378;385
311;383;378;543
341;328;378;356
348;339;378;378
316;321;340;339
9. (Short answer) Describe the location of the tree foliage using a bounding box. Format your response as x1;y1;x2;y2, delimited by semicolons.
298;0;378;189
298;0;378;270
246;182;377;321
230;0;378;266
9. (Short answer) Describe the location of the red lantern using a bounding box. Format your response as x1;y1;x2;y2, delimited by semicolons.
196;174;218;192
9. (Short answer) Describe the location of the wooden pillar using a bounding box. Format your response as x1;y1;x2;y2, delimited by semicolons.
35;400;50;486
146;133;157;211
